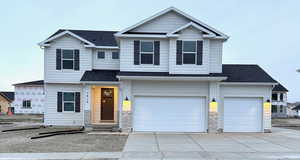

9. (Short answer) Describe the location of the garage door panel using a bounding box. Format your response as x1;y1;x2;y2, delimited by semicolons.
224;97;262;132
133;96;205;132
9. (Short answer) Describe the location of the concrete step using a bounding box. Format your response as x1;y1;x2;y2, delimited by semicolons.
91;124;120;132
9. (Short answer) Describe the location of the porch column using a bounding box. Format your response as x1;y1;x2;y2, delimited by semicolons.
120;80;132;132
208;82;221;133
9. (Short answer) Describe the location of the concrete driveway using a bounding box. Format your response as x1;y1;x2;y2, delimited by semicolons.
121;127;300;160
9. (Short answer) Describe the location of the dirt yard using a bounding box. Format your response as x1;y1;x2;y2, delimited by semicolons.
0;114;43;123
272;118;300;131
0;124;128;153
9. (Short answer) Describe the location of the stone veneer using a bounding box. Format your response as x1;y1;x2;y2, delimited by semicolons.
121;111;132;132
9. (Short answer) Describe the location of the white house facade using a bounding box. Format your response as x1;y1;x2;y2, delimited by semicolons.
13;80;45;114
38;7;278;133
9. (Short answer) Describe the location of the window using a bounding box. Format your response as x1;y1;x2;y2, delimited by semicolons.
112;52;119;59
272;105;277;113
280;93;284;101
280;105;283;112
140;41;154;64
97;52;105;59
22;100;31;109
272;93;277;101
183;41;196;64
63;92;75;111
62;49;74;69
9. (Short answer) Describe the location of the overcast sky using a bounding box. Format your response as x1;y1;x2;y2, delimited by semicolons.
0;0;299;102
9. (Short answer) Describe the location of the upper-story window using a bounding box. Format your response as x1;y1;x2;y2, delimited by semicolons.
62;49;74;69
182;41;197;64
97;52;105;59
272;93;277;101
280;93;284;101
112;52;119;59
140;41;154;64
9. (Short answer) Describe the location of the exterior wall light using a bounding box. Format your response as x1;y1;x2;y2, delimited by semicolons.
209;98;218;112
263;99;271;111
122;96;131;111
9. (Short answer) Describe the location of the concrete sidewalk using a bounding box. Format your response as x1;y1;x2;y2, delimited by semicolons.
0;152;121;160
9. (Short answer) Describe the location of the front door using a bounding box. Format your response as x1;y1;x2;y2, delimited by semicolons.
101;88;114;121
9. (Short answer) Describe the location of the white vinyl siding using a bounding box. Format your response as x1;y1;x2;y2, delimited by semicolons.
131;11;190;33
209;40;223;73
119;38;169;72
92;49;120;70
44;35;92;83
44;84;83;126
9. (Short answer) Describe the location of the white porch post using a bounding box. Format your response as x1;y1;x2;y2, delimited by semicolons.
120;80;132;132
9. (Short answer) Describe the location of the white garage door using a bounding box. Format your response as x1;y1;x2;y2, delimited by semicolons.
133;96;205;132
224;97;262;132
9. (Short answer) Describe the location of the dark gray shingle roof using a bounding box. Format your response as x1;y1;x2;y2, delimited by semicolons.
80;64;277;83
0;92;14;102
14;80;44;86
272;83;288;92
49;29;118;46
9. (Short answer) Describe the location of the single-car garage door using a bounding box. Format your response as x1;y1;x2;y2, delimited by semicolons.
224;97;262;132
133;96;206;132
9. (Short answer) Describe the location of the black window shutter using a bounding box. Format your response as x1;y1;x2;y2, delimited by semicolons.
57;92;62;112
154;41;160;65
134;40;140;65
56;49;62;70
75;92;80;112
74;49;80;70
197;40;203;65
176;40;183;65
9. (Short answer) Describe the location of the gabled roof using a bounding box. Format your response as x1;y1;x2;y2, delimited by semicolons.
0;92;14;102
39;29;118;48
272;83;288;92
115;7;229;39
167;22;216;37
14;80;44;86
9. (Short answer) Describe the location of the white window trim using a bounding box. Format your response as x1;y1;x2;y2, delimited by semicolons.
22;100;31;109
97;51;105;59
62;92;75;112
140;40;154;65
61;49;75;70
182;40;197;65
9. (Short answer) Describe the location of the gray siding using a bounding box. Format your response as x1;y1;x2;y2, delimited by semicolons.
92;49;120;70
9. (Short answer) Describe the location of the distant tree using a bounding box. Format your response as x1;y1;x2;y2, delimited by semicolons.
298;69;300;72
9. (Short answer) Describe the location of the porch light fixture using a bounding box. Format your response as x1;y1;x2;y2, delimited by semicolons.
123;96;131;112
263;99;271;111
209;98;218;112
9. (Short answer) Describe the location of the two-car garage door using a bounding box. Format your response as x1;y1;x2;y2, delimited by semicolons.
133;96;206;132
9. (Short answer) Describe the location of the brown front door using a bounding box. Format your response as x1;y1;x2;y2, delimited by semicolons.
101;88;114;121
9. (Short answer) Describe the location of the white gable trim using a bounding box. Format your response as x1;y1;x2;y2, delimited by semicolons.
115;7;229;39
167;22;216;37
38;30;95;47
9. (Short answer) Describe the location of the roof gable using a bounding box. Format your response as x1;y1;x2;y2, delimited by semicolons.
168;22;216;37
39;30;118;48
0;92;14;102
115;7;229;39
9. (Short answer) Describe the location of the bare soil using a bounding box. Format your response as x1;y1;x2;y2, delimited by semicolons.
0;124;128;153
0;114;43;123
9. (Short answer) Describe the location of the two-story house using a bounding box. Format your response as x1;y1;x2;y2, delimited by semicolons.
271;83;288;118
38;7;278;133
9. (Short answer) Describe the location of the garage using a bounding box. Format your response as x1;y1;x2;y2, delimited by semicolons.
133;96;206;132
224;97;263;132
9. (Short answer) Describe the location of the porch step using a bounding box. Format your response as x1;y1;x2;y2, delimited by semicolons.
91;124;120;132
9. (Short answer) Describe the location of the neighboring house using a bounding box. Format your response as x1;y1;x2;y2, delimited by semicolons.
287;102;298;117
13;80;45;114
0;92;14;114
271;83;288;118
38;7;280;133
